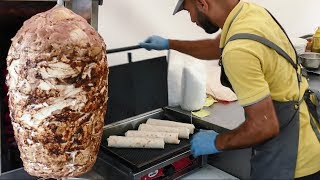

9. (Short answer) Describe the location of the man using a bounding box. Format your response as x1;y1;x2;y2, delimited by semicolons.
139;0;320;179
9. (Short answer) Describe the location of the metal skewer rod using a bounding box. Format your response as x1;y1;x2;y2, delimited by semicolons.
57;0;64;6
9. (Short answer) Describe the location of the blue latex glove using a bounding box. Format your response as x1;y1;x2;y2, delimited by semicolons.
191;129;221;157
139;35;169;51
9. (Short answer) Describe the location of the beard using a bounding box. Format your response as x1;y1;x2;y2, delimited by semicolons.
196;10;220;34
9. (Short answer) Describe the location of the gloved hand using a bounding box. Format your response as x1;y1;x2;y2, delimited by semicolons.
191;129;221;157
139;35;169;51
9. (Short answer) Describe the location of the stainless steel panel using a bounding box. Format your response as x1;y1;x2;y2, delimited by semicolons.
1;0;102;30
91;0;100;30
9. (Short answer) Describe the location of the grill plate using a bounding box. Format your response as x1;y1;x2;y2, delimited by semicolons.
100;138;191;172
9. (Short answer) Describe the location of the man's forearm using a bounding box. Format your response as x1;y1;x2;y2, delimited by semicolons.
215;96;280;150
169;35;221;60
215;119;273;150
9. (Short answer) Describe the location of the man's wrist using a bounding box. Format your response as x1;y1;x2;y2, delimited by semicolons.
215;134;224;151
167;39;173;50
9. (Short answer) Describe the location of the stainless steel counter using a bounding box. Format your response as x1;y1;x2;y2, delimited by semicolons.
168;102;245;131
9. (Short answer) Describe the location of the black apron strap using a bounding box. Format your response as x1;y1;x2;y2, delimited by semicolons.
305;89;320;124
315;90;320;122
226;33;298;70
309;113;320;141
304;89;320;142
265;10;299;60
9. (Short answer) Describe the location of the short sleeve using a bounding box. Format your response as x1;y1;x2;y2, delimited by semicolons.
222;48;270;106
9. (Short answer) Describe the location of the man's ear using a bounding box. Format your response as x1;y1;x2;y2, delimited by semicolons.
194;0;209;13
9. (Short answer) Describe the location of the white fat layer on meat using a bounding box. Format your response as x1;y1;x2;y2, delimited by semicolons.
19;82;87;128
100;86;106;94
11;90;29;103
38;80;84;96
39;80;84;96
7;60;20;89
22;98;84;128
17;80;32;94
82;63;96;79
38;80;55;91
29;103;49;110
63;85;83;97
21;113;31;121
66;151;78;173
27;139;33;145
66;151;77;165
40;62;78;79
12;122;24;134
70;28;88;46
33;99;78;121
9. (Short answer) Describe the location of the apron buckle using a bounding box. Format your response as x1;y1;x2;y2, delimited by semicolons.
219;57;223;66
298;74;302;82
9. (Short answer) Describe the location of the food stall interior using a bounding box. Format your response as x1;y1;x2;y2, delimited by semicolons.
0;1;255;179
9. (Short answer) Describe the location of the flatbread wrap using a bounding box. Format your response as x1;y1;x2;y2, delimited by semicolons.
107;136;165;149
125;130;180;144
147;119;195;134
138;124;189;139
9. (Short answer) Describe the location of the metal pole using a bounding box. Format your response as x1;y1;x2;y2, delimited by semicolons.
57;0;64;6
0;100;2;175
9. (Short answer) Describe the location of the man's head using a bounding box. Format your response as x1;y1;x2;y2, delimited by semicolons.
173;0;238;34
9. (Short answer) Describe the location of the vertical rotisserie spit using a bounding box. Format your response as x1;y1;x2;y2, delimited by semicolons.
6;5;108;178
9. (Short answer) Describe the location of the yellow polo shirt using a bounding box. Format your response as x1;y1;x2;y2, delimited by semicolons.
220;1;320;178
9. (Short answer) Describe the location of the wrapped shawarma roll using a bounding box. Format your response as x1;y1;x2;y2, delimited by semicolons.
107;136;165;149
146;119;195;134
138;124;189;139
125;130;180;144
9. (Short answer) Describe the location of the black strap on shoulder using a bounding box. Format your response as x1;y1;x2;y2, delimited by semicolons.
227;32;302;85
226;33;320;140
316;91;320;121
225;32;302;84
309;112;320;141
265;10;299;62
304;89;320;141
226;33;298;70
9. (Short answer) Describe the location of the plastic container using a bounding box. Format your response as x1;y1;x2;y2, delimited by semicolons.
291;37;308;55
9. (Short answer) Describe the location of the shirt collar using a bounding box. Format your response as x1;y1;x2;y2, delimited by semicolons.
219;1;245;48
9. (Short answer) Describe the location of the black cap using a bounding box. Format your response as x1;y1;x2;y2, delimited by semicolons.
173;0;184;15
